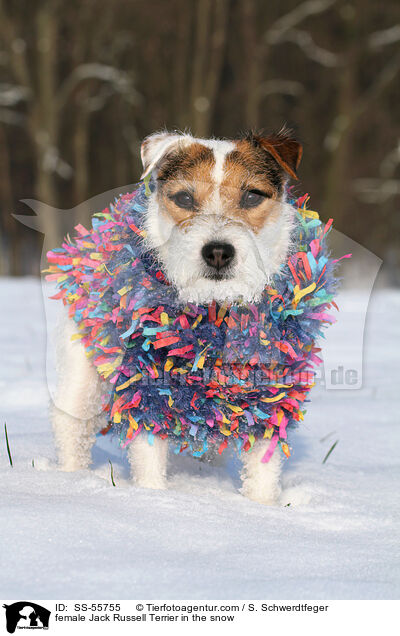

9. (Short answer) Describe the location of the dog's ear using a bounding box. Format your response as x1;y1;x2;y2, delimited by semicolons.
140;132;193;179
252;129;302;180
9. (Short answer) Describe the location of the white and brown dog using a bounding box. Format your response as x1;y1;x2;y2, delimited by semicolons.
51;129;302;505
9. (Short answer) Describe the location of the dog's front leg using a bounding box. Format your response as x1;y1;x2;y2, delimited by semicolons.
240;440;282;505
127;434;168;489
51;316;104;471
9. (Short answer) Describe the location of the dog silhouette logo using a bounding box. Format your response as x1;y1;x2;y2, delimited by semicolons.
3;602;50;633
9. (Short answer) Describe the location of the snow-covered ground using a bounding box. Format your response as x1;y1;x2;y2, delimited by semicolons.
0;277;399;600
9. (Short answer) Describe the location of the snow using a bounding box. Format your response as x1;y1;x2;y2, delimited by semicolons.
0;276;399;600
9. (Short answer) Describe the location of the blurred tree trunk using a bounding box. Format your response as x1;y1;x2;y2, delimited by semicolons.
190;0;229;137
73;104;89;204
190;0;212;136
72;97;90;225
71;11;90;212
30;3;60;248
323;47;357;224
240;0;267;129
0;125;19;274
173;1;193;129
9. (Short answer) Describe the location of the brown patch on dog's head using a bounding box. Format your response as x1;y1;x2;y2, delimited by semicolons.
253;130;302;180
241;128;303;181
157;143;215;182
157;142;216;225
215;130;296;233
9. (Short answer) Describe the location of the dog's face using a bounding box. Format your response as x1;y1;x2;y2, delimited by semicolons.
141;130;302;304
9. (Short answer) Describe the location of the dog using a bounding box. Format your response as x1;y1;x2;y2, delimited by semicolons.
50;128;304;505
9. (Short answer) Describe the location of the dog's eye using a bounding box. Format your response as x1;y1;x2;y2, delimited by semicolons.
170;190;195;210
240;189;268;208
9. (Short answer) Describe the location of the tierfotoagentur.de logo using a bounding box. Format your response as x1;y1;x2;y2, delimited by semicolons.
2;602;51;633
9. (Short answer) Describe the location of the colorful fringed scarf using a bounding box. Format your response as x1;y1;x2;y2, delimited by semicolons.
46;182;339;462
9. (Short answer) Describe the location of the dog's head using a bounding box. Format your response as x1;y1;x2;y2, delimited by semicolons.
141;129;302;304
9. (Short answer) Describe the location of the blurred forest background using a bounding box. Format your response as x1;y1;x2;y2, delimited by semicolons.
0;0;399;280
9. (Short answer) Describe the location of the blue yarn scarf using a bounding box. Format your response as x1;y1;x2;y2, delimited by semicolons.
46;182;338;461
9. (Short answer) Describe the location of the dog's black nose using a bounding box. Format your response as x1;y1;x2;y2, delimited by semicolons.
201;242;235;270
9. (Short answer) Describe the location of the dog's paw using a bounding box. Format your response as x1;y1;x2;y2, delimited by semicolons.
57;461;91;472
244;493;280;506
134;478;168;490
240;485;281;506
240;479;282;505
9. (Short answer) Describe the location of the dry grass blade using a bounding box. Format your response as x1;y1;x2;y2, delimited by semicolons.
322;439;339;464
109;459;116;487
4;422;13;467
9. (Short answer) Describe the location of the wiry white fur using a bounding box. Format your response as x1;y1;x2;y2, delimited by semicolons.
240;439;283;504
51;313;104;471
145;198;294;304
127;434;168;489
51;132;294;504
146;212;262;303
